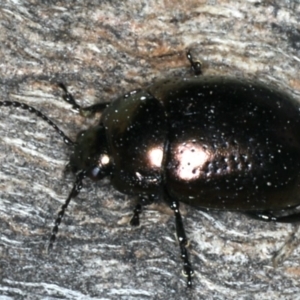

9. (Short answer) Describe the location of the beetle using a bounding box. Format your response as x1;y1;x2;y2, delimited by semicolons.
1;51;300;288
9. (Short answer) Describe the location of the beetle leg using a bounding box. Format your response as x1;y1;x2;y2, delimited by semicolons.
246;211;300;223
167;196;193;287
130;203;142;226
47;170;85;252
79;102;110;117
186;50;202;76
58;83;110;117
130;195;155;226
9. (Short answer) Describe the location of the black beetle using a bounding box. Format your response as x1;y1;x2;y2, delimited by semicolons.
1;51;300;287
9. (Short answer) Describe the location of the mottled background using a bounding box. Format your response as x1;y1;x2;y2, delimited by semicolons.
1;1;300;299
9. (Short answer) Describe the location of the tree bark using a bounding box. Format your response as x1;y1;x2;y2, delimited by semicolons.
1;1;300;299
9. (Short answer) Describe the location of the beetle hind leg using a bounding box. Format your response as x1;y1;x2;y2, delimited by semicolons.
245;211;300;223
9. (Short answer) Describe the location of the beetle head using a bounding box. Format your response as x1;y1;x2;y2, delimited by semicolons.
69;125;112;180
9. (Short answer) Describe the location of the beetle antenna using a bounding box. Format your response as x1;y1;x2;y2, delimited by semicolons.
0;100;74;146
48;170;85;252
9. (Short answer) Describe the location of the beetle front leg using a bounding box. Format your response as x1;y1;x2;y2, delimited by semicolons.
130;194;156;226
58;83;110;117
167;196;194;288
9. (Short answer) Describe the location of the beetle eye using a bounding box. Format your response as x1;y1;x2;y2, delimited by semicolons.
89;166;106;180
89;154;111;180
90;166;101;178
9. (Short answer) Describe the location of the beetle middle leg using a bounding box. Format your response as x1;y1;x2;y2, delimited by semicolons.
58;83;110;116
186;50;202;76
165;192;194;287
246;211;300;223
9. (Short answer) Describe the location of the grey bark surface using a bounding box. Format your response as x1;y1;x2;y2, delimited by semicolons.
1;1;300;299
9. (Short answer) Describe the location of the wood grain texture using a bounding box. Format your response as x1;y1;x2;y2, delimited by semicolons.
1;1;300;299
